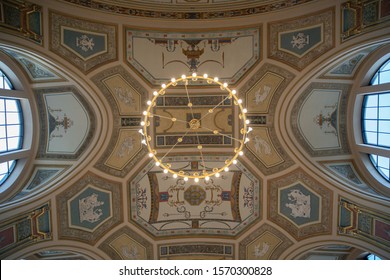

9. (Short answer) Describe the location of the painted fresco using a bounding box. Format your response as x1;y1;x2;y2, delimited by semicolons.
102;74;142;115
322;46;379;78
56;173;122;245
126;27;260;85
246;127;284;168
61;26;108;60
154;93;233;147
341;0;390;41
338;199;390;250
291;83;351;157
279;24;323;58
43;92;90;155
246;232;282;260
278;183;321;227
50;11;117;73
239;224;293;260
159;243;234;260
0;0;42;44
298;89;341;150
268;169;332;240
105;129;142;171
68;185;112;232
98;227;153;260
0;204;51;258
109;233;147;260
2;49;64;82
130;156;260;237
245;72;284;114
268;8;334;70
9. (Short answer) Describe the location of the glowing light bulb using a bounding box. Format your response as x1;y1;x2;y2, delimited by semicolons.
205;176;210;181
163;169;168;174
215;173;220;178
245;137;250;143
184;177;188;181
192;72;197;77
155;162;160;166
233;160;237;164
246;119;250;124
141;139;146;145
238;99;243;104
248;127;253;133
203;74;208;78
171;78;176;83
232;90;237;95
148;153;154;158
239;151;244;156
140;121;145;126
224;167;229;172
153;91;158;96
173;174;178;178
243;108;247;113
194;178;199;183
147;100;152;105
138;129;143;134
181;74;186;79
143;111;147;115
214;77;219;82
223;82;228;88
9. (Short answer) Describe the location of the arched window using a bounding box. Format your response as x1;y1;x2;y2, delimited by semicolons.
361;59;390;183
0;69;24;186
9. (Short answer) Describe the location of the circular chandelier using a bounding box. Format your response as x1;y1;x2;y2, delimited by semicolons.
139;73;252;182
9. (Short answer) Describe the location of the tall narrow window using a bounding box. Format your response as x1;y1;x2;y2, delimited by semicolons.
360;59;390;183
0;69;24;186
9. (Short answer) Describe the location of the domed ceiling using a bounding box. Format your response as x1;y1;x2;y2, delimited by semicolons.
0;0;389;260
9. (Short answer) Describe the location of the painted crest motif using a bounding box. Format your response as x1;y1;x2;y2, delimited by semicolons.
285;189;311;218
253;242;270;257
76;34;95;52
291;33;310;49
79;193;104;223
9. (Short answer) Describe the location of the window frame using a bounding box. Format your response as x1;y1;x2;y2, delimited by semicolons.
350;45;390;196
0;51;35;197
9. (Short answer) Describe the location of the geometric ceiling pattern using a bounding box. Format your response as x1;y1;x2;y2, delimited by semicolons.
0;0;389;260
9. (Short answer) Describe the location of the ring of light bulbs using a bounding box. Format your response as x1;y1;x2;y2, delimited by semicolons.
140;73;252;183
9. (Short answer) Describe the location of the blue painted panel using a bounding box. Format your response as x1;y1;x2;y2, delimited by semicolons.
280;183;320;226
62;28;106;59
280;25;322;56
69;187;111;230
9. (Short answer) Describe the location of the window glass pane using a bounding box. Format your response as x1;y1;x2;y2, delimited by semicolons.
7;137;21;150
379;94;390;106
365;95;378;107
378;167;390;180
5;99;18;112
378;156;390;168
0;113;5;125
0;99;4;111
378;133;390;147
363;120;378;131
0;125;5;138
380;73;390;84
379;121;390;133
6;112;20;125
0;138;6;152
7;125;21;137
364;132;378;145
379;107;390;119
0;162;8;174
364;107;378;119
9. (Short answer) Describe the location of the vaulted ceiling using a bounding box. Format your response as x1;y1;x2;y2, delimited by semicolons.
0;0;389;260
